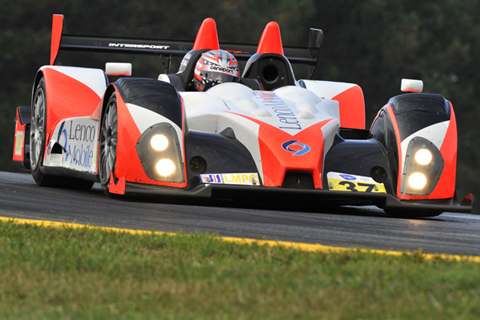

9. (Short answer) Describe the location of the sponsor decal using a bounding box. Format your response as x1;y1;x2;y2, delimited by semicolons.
207;65;236;75
281;140;311;156
223;173;258;185
108;43;170;50
327;172;386;193
340;174;356;181
201;174;223;184
254;91;302;130
201;173;259;186
48;118;99;172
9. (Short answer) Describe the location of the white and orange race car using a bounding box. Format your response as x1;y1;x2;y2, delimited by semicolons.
12;14;472;217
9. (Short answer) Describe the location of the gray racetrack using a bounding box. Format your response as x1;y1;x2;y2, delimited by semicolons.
1;171;479;256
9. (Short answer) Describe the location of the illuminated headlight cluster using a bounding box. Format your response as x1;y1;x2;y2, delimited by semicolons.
400;137;444;195
136;123;184;183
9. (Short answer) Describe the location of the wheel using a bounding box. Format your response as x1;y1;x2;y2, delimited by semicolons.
30;77;94;190
30;78;62;187
99;93;118;195
30;78;47;183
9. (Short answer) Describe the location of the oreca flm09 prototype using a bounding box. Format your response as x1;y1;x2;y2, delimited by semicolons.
12;14;473;217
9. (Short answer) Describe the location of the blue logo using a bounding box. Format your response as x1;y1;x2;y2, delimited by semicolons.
281;140;311;156
340;174;357;181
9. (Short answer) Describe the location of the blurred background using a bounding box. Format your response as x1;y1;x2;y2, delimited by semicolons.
1;0;478;212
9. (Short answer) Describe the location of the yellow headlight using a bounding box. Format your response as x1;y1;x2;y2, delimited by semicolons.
156;159;175;176
150;134;169;151
408;172;427;190
414;148;432;165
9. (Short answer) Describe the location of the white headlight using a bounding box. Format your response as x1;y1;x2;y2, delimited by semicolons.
414;148;432;165
408;172;427;190
151;134;169;151
156;159;175;176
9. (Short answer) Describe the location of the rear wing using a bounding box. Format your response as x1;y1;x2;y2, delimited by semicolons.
50;14;323;78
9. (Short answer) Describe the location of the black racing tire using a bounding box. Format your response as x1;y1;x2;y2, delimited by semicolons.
30;78;49;185
99;93;118;196
30;78;94;190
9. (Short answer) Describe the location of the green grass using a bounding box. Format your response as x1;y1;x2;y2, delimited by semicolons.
0;220;479;319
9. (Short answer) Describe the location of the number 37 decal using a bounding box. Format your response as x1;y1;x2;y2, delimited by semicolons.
338;181;380;192
327;172;386;193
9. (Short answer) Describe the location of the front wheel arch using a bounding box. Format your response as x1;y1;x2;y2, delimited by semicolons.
370;93;455;200
30;75;94;190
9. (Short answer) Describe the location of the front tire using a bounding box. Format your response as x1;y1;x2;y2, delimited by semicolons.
99;93;118;195
30;77;93;190
30;78;63;187
30;78;50;184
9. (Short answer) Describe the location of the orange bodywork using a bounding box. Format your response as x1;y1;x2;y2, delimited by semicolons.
332;85;365;130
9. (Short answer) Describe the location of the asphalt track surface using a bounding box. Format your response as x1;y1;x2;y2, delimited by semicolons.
1;171;479;256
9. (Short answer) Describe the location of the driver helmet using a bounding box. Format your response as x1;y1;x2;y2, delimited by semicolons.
193;49;240;91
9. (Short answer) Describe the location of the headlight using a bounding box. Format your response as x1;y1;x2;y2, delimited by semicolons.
414;148;432;165
151;134;169;151
407;172;427;190
156;159;176;176
136;123;184;183
400;137;444;195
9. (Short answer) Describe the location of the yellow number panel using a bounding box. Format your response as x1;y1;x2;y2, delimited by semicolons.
327;172;386;193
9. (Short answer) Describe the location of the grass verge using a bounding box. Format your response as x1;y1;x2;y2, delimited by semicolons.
0;219;479;319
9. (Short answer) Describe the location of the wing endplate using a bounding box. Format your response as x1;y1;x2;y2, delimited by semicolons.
50;14;64;65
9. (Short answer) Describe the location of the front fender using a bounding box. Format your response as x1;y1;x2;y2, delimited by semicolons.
371;93;456;200
107;79;187;188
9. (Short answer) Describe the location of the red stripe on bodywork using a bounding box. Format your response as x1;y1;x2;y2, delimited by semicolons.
109;175;126;195
332;85;365;129
429;103;456;199
50;15;63;65
383;105;404;198
260;120;331;188
231;113;332;188
111;89;143;182
42;68;102;121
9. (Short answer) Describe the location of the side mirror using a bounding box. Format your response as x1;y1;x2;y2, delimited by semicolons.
105;62;132;76
401;79;423;93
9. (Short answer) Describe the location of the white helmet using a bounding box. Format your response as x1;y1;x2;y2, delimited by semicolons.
193;49;240;91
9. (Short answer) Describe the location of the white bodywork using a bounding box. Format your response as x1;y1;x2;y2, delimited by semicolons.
43;75;350;178
181;82;342;179
40;66;107;98
300;80;361;99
